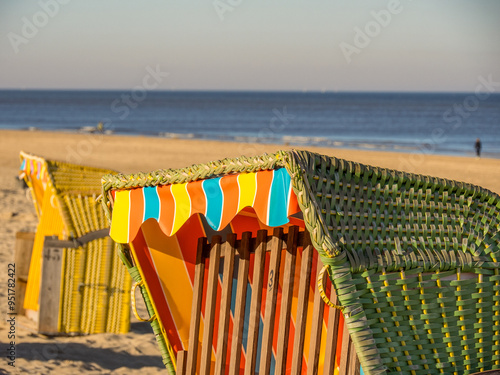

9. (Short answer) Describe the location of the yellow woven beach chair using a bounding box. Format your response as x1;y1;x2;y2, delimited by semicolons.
102;150;500;375
19;151;131;335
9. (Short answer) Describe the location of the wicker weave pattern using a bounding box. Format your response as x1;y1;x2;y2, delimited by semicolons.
101;152;286;190
287;150;500;375
21;152;132;335
46;159;114;238
102;149;500;375
58;196;131;334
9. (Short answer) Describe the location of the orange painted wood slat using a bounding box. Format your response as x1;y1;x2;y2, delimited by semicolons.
186;237;207;375
307;257;327;375
258;227;284;375
228;232;252;373
214;234;236;375
275;226;299;374
244;229;268;375
323;286;341;375
199;236;222;375
290;231;314;375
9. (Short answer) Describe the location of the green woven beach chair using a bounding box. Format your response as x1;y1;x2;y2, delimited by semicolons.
102;149;500;374
289;150;500;375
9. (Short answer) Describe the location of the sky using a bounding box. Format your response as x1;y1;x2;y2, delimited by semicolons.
0;0;499;92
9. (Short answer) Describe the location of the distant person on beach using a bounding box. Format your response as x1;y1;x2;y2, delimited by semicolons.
475;138;482;158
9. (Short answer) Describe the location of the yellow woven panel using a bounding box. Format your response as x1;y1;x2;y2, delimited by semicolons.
58;194;132;334
20;152;131;334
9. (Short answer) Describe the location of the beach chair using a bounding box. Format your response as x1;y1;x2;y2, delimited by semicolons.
19;152;131;335
102;150;500;374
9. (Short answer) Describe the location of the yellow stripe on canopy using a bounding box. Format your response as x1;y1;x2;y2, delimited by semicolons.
237;172;257;212
171;183;191;235
110;190;131;243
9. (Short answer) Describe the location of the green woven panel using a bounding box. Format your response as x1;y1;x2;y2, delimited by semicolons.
287;150;500;375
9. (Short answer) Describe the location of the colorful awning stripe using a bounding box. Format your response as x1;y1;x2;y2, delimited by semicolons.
19;156;49;190
110;168;300;243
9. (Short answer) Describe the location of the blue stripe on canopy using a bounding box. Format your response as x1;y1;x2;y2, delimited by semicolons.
268;168;291;227
143;186;160;222
203;177;223;230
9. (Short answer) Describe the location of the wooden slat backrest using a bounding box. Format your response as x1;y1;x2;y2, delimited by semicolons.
308;257;328;375
186;237;207;375
199;236;222;374
290;231;314;374
177;350;187;375
323;285;341;374
228;232;251;373
244;229;267;375
215;234;236;374
275;226;299;374
177;226;361;375
259;227;284;374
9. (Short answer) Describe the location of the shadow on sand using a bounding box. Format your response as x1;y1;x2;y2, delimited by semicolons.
15;322;164;371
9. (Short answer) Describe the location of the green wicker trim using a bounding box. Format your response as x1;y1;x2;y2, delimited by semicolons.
285;150;500;263
284;150;341;258
101;151;286;192
128;266;176;374
289;149;499;202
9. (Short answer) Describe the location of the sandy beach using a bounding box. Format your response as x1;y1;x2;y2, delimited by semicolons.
0;129;499;374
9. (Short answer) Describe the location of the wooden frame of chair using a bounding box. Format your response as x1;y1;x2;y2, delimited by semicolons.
176;226;361;375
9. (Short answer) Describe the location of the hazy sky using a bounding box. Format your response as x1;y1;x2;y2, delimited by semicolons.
1;0;499;91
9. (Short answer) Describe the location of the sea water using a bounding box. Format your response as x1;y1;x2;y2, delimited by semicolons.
1;90;499;158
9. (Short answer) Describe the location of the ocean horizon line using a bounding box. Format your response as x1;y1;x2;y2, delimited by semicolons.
1;88;500;96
